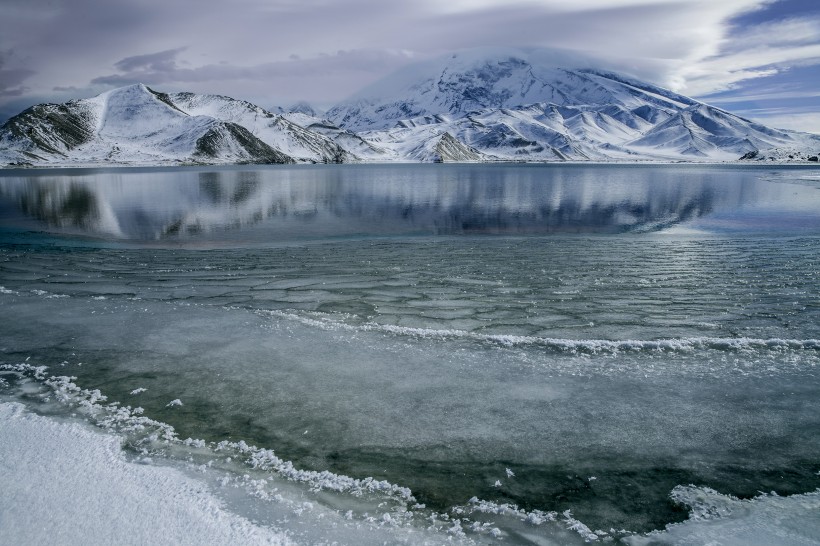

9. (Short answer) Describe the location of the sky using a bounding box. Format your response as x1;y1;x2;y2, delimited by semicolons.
1;0;819;133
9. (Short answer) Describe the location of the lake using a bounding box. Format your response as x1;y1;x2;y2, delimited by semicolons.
1;163;819;544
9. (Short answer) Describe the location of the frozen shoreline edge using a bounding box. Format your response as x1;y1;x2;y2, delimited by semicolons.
3;361;820;545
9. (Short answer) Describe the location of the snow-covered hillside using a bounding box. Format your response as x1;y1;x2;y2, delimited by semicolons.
327;48;820;162
168;92;352;163
0;85;364;166
0;85;294;166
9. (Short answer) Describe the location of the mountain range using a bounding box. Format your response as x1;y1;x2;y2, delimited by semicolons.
2;48;818;166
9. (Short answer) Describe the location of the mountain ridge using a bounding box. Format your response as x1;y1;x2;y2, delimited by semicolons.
2;49;819;166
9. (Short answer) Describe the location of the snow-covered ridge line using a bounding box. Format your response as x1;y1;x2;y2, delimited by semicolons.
2;48;819;166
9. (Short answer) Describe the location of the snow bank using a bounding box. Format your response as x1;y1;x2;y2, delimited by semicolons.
0;402;292;545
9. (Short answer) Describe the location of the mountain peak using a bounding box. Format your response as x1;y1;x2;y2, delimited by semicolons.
326;48;690;132
325;48;820;161
93;83;192;140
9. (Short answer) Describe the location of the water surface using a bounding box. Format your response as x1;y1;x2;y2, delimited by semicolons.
1;163;819;543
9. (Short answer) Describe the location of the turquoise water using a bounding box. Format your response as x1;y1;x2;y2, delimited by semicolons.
1;164;819;543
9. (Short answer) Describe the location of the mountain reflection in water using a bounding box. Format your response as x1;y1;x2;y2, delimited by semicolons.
0;164;815;244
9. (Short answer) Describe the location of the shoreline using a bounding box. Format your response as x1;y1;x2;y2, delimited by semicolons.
2;158;820;171
3;382;820;545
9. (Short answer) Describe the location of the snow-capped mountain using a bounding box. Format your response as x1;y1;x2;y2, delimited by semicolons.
327;48;820;162
2;48;818;166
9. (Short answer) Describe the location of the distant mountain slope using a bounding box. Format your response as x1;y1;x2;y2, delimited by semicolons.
405;132;484;162
279;112;387;161
327;48;820;162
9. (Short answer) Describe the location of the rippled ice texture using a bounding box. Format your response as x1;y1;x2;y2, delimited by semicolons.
1;164;819;541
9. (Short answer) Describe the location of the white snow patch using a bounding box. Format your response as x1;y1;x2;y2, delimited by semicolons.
625;485;820;545
0;401;292;545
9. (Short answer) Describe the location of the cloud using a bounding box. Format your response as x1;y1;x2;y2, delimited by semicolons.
425;1;817;102
89;48;417;106
52;85;82;92
3;1;774;84
0;0;817;129
0;69;34;97
741;108;820;134
96;49;415;83
706;89;820;103
0;50;36;97
113;48;187;73
673;16;820;96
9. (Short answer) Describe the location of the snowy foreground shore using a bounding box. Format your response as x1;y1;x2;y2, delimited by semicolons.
3;400;820;545
0;402;292;545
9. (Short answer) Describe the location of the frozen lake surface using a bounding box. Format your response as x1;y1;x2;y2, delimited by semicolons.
1;163;819;544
